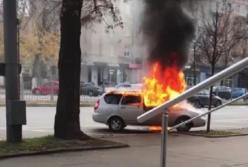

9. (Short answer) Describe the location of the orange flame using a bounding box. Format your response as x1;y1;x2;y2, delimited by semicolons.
143;62;186;107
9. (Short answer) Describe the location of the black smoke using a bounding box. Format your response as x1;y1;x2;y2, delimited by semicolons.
142;0;194;68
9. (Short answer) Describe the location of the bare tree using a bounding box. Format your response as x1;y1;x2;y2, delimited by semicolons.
197;1;248;132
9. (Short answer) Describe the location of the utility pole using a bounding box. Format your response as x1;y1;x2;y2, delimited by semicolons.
3;0;26;143
193;42;197;85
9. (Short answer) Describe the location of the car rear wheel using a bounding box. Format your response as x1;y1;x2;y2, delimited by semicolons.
108;117;125;132
33;89;41;95
175;116;192;132
88;91;94;96
214;100;222;107
193;100;202;108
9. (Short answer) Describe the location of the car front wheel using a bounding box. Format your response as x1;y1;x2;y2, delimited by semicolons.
214;100;222;107
88;91;94;96
193;100;202;108
175;116;192;132
108;117;125;132
33;89;41;95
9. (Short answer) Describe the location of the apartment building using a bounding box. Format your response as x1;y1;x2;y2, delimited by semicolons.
80;0;143;86
183;0;248;87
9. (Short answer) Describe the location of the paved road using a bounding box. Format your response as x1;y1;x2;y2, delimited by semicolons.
0;106;248;140
1;133;248;167
1;106;248;167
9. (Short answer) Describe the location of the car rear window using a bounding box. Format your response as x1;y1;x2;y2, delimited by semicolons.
121;95;141;105
104;94;122;104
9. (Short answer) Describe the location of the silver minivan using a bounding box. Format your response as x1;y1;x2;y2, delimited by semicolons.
93;90;205;132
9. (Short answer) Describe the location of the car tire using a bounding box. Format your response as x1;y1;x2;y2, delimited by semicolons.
108;117;125;132
33;89;41;95
214;100;222;107
193;100;202;108
175;116;192;132
88;91;94;96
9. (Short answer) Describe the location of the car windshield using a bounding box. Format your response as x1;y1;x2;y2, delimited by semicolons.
198;90;209;95
232;88;245;92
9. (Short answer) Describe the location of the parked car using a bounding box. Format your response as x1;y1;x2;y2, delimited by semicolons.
93;90;205;132
115;83;143;90
115;82;132;88
187;90;222;108
80;82;103;96
231;87;247;99
32;81;59;95
213;86;232;100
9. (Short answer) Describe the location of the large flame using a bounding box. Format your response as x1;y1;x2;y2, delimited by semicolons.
143;62;186;107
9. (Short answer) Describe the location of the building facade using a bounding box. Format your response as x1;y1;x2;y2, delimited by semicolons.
183;0;248;88
80;0;143;86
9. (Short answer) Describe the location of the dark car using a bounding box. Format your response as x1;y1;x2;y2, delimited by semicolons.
187;90;222;108
115;82;131;88
213;86;232;100
80;82;103;96
32;81;59;95
231;88;247;99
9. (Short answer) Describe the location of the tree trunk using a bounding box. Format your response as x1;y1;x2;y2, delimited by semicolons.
54;0;88;140
206;62;215;133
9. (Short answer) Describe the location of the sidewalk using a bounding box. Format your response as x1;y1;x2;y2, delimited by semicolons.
0;133;248;167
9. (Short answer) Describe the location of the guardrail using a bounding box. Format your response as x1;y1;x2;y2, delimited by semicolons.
137;57;248;167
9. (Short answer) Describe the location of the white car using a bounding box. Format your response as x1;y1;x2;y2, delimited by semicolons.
93;90;205;132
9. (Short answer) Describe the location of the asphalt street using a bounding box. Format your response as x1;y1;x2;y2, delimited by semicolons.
1;106;248;140
1;133;248;167
1;106;248;167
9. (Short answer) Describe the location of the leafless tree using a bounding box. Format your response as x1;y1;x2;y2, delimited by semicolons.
197;1;248;132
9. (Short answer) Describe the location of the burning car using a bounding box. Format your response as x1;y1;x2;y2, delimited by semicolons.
93;90;205;132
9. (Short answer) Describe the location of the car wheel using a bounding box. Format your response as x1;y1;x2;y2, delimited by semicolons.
108;117;125;132
88;91;94;96
33;89;41;95
175;116;192;132
193;100;202;108
214;100;222;107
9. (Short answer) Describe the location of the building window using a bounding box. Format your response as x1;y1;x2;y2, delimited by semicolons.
222;78;232;87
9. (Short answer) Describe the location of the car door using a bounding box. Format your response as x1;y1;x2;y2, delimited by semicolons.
198;92;209;106
42;83;50;95
119;95;143;124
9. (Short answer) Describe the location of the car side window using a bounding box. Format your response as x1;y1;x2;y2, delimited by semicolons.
104;94;122;104
121;95;141;106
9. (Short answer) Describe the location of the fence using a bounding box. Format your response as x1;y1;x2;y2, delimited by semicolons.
0;88;98;106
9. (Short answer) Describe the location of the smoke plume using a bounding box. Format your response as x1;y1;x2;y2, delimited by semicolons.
142;0;194;68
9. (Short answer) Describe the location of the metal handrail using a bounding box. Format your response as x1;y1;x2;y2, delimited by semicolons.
137;57;248;167
169;93;248;131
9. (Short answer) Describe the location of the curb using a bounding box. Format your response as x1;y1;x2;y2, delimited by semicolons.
0;140;128;160
174;132;248;138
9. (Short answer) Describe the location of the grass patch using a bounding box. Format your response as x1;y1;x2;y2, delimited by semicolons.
229;100;248;105
182;130;242;137
0;136;128;158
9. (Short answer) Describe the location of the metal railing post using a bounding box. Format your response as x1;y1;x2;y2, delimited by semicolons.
161;110;168;167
